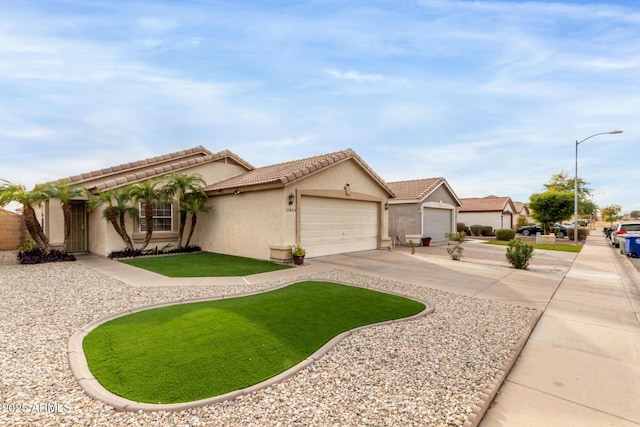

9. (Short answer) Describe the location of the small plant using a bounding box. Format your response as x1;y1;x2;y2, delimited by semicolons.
445;231;465;261
506;238;534;269
495;229;516;241
409;239;415;254
16;240;38;252
291;245;306;257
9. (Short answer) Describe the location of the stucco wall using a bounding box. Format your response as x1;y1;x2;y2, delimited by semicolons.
0;210;27;250
388;203;420;242
458;212;513;231
195;188;285;260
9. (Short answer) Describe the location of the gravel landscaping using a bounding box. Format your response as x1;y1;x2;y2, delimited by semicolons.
0;250;538;426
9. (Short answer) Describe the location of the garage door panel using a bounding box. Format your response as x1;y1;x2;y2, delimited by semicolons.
301;197;378;257
423;208;452;243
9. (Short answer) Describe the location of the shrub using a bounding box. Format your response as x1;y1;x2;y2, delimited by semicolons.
505;238;534;269
481;226;494;236
445;231;465;261
456;222;466;233
496;229;516;241
108;245;201;259
567;227;589;241
469;224;483;236
17;248;76;264
16;240;38;252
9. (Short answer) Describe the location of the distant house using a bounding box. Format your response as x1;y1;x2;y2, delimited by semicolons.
458;195;516;231
513;201;531;225
387;178;461;244
39;146;394;261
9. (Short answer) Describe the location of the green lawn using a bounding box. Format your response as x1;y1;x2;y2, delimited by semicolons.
83;281;426;403
484;240;583;253
118;251;292;277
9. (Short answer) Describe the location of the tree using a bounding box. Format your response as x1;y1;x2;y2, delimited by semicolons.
543;171;595;218
0;180;51;252
163;173;206;248
44;181;86;252
88;187;137;251
630;210;640;219
181;193;211;248
128;179;167;251
528;191;574;233
600;204;622;227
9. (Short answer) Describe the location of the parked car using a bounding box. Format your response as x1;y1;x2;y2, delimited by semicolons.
517;224;568;238
611;221;640;248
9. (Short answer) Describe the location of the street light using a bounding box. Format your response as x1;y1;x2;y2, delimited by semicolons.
574;130;623;244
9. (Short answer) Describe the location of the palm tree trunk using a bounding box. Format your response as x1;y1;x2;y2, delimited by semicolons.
118;213;135;250
61;203;72;252
177;210;187;248
184;214;197;248
139;203;154;251
23;204;50;252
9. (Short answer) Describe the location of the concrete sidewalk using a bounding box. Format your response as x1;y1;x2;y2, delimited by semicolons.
481;232;640;426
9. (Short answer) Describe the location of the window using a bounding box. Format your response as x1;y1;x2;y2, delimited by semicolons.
139;202;173;232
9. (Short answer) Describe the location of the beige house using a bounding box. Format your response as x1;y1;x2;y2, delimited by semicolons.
458;195;517;231
386;178;461;245
40;146;394;262
512;201;531;225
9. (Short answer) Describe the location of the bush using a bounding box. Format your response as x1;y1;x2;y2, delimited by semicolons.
469;224;484;236
108;245;202;259
445;232;465;261
17;248;76;264
496;229;516;241
456;222;466;233
481;226;494;236
567;227;589;241
505;238;534;269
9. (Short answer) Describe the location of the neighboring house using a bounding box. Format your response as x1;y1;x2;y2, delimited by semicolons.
386;178;461;245
513;201;531;225
39;146;394;262
458;195;517;231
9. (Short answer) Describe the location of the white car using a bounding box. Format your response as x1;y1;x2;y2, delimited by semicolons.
611;222;640;248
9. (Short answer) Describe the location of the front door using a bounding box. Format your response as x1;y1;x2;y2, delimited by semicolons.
68;201;87;252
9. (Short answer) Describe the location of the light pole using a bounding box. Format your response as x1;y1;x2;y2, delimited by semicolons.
574;130;623;244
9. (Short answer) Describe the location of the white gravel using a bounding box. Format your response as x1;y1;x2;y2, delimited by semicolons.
0;251;538;426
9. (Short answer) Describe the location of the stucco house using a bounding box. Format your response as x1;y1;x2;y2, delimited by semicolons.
512;201;531;226
386;178;461;245
458;195;516;231
40;146;394;262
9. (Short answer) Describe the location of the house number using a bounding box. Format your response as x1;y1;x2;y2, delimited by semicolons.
286;208;296;212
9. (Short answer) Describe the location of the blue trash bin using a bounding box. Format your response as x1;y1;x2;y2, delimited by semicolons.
623;235;640;258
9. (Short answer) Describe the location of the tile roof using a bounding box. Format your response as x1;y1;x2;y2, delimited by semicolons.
513;201;529;214
387;178;446;200
52;146;253;191
459;195;513;212
207;148;394;195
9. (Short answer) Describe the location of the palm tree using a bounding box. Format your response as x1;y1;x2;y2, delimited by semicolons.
128;179;167;251
0;180;51;252
88;187;136;251
44;180;86;252
182;193;211;248
163;173;206;248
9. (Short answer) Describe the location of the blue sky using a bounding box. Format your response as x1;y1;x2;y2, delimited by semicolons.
1;0;638;213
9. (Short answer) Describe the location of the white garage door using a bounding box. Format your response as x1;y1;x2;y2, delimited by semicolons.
423;208;452;242
301;197;378;257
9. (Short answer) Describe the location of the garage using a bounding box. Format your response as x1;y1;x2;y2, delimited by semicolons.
301;196;378;257
423;207;453;242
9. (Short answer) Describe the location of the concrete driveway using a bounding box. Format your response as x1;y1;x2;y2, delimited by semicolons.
311;239;576;311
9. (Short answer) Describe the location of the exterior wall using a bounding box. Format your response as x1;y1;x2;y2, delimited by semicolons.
195;188;284;260
388;203;420;244
0;210;27;250
457;212;512;231
44;200;66;249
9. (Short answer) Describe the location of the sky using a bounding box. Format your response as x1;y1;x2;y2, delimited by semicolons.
1;0;638;213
